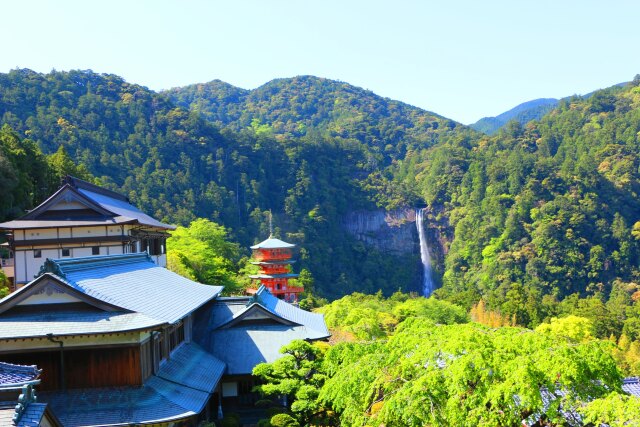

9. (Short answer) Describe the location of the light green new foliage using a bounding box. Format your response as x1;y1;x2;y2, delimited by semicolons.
535;315;595;342
321;320;622;427
318;292;468;341
166;218;240;293
580;392;640;427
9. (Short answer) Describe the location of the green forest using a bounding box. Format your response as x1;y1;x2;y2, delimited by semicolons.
2;69;640;424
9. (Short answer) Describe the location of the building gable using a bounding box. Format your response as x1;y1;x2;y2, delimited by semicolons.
0;274;124;315
22;185;114;221
217;303;299;329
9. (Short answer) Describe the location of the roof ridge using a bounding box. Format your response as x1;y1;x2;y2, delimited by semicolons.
45;253;152;275
0;361;41;376
64;175;130;202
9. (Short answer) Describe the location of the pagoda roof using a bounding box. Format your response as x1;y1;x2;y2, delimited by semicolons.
0;175;175;231
249;273;299;279
250;236;295;249
251;259;296;265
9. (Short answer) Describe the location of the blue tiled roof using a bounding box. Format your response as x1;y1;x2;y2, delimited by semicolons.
15;402;49;427
0;362;40;386
78;189;175;230
208;324;324;375
202;287;330;375
156;343;225;394
623;377;640;397
39;343;224;426
254;286;330;338
0;309;163;339
42;383;200;427
48;253;223;324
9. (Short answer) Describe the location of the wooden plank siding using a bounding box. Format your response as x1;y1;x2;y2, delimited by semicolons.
0;346;142;390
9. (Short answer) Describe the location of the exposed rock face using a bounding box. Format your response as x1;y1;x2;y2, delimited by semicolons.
342;209;419;255
342;207;451;293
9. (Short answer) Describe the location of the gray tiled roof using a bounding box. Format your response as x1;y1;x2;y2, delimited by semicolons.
156;343;225;394
0;176;174;231
209;297;252;329
622;377;640;397
0;309;163;339
40;344;224;426
250;237;295;249
254;287;330;338
209;324;324;375
42;383;197;427
50;253;223;324
203;287;330;375
0;362;40;386
211;289;329;339
78;189;174;230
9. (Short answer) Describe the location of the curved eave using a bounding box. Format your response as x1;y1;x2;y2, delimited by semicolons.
0;323;166;341
249;273;300;279
250;260;296;265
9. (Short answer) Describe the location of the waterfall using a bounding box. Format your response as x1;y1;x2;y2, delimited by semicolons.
416;208;434;297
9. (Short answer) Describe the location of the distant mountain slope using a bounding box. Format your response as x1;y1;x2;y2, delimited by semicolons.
471;98;559;135
165;75;466;163
0;69;444;299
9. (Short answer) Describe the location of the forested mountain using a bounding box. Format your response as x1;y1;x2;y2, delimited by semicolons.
398;77;640;330
165;75;463;165
0;69;466;299
471;98;559;134
2;68;640;320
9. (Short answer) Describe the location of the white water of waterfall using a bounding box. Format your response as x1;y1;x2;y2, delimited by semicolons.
416;208;434;297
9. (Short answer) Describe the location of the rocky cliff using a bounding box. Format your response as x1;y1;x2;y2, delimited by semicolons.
342;207;450;292
342;209;419;255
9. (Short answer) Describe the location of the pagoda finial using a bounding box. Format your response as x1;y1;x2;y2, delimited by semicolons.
269;210;273;237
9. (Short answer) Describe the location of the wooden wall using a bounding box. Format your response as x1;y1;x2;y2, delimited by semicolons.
0;345;142;390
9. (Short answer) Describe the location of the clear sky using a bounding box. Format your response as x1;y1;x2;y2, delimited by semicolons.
2;0;639;124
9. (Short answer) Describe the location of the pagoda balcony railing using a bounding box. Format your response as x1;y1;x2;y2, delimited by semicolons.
254;252;292;261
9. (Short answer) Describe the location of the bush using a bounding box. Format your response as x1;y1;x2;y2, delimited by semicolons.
269;413;300;427
220;413;241;427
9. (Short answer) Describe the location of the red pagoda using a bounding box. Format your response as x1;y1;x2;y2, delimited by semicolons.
249;236;304;302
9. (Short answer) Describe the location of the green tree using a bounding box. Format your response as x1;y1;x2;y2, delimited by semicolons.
321;320;622;427
253;340;335;426
166;218;241;293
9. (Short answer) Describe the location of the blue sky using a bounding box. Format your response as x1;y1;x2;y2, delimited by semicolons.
2;0;639;124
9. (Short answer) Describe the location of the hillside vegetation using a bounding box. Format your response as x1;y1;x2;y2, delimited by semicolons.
2;69;640;317
398;78;640;332
0;69;452;298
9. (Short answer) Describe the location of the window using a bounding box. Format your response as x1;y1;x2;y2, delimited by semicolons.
34;249;42;258
61;248;70;257
91;246;100;255
169;322;185;352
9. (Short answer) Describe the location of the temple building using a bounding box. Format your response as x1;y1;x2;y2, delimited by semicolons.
0;178;330;426
201;286;330;414
248;236;304;302
0;253;225;426
0;176;174;291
